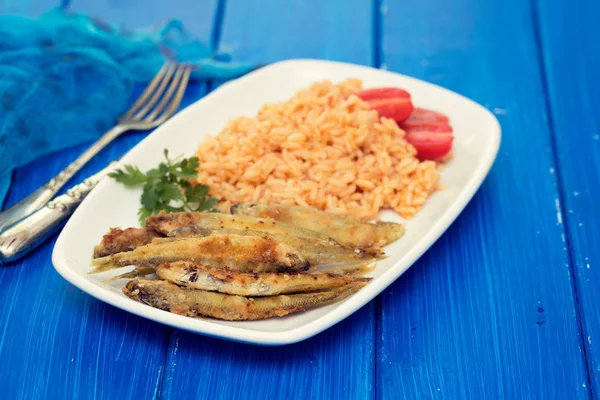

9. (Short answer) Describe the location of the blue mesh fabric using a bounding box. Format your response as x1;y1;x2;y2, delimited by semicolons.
0;7;254;205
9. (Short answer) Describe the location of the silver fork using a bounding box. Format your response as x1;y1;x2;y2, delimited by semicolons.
0;62;192;234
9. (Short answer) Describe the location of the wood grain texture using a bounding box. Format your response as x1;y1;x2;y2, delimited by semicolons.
533;0;600;394
0;2;219;398
0;134;170;400
377;0;591;398
69;0;218;41
217;0;374;64
159;1;376;399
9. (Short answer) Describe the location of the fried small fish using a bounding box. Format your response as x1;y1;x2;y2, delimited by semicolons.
102;250;373;283
146;211;331;241
231;203;405;249
90;234;309;274
123;279;367;320
93;227;161;258
167;226;382;266
155;261;371;296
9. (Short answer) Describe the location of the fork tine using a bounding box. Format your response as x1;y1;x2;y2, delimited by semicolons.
153;66;192;125
143;64;187;122
123;63;171;119
132;63;177;120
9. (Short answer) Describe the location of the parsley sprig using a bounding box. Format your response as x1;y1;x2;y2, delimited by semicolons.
109;150;217;225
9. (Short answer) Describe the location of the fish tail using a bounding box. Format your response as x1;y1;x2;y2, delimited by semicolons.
321;262;376;276
375;221;405;242
89;256;123;274
312;260;376;275
102;267;155;283
306;280;368;304
358;248;386;260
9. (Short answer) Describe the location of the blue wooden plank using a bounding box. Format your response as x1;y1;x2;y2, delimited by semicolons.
162;308;375;399
0;5;219;399
533;0;600;394
160;1;376;399
69;0;219;43
0;133;171;400
376;0;590;398
217;0;374;64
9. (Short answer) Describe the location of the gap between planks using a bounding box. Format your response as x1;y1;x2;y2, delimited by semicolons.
529;0;594;396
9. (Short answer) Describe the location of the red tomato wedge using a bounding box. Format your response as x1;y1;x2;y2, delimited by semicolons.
404;131;454;160
400;121;453;132
401;108;453;159
405;107;449;123
365;97;414;123
355;87;411;101
353;90;454;159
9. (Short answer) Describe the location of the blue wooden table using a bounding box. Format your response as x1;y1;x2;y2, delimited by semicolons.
1;0;599;398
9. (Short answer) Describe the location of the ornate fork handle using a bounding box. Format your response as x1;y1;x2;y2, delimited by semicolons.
0;126;127;233
0;162;118;263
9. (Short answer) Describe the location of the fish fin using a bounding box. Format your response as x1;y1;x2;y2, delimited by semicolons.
89;257;123;274
312;260;375;273
319;262;376;276
102;267;155;283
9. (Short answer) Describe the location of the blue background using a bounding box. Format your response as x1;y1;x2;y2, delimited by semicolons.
1;0;598;398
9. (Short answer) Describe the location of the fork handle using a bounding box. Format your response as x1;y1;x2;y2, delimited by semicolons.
0;162;118;263
0;125;127;233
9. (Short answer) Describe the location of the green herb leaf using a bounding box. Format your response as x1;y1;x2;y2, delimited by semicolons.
108;165;147;186
161;182;184;203
110;149;218;224
137;207;153;226
197;196;218;211
173;156;199;179
185;184;209;203
141;184;159;210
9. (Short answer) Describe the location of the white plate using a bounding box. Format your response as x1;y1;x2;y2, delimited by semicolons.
52;59;501;346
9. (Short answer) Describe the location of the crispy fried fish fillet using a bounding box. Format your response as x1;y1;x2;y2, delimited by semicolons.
123;279;367;320
155;261;371;296
90;234;309;274
146;211;331;241
167;226;382;266
231;203;404;249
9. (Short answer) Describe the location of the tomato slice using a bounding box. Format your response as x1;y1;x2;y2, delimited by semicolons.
366;97;414;123
399;107;453;159
354;93;453;158
400;121;453;133
355;87;411;101
405;107;449;123
404;130;454;160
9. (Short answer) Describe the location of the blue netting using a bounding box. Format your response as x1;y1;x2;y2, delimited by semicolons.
0;7;254;205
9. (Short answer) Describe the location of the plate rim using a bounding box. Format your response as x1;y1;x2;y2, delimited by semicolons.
52;58;502;346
